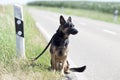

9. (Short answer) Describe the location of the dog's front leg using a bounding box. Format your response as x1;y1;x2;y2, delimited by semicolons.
60;60;66;76
63;60;70;74
51;54;56;72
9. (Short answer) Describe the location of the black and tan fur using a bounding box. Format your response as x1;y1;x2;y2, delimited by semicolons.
33;15;86;75
50;15;78;75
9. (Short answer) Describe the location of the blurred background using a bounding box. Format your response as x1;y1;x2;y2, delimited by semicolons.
1;0;120;23
0;0;120;80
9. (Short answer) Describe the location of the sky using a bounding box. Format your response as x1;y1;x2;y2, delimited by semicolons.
0;0;34;4
0;0;120;5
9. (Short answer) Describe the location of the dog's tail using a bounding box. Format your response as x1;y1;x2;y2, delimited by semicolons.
32;35;54;61
70;66;86;72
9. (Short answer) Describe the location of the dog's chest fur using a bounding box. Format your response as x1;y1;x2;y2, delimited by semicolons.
50;32;69;57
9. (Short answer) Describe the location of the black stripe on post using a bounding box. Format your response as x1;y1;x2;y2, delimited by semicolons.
15;18;24;37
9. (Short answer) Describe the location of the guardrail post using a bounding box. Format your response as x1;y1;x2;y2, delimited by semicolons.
14;4;26;59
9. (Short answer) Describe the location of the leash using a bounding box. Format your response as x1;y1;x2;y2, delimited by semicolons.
32;35;54;61
32;26;60;61
32;29;66;61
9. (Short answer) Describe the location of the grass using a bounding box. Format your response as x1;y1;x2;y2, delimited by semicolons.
28;1;120;15
33;6;120;24
0;5;61;80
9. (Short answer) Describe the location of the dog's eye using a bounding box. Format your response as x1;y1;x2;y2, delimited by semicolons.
69;23;74;28
70;24;74;28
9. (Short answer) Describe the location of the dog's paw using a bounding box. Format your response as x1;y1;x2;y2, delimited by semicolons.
60;70;66;76
61;72;65;76
64;70;71;74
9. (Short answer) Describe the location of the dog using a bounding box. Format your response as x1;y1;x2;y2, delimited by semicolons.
33;15;86;75
49;15;78;75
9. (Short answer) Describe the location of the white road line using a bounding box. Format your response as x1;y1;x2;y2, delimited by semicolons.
103;29;117;35
36;22;51;42
36;22;87;80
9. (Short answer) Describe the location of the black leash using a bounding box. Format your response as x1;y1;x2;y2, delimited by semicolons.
32;35;54;61
32;26;60;61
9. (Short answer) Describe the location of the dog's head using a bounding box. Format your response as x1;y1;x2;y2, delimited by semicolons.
58;15;78;35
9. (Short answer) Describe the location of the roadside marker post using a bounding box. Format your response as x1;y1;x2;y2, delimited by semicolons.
113;9;119;22
14;4;26;59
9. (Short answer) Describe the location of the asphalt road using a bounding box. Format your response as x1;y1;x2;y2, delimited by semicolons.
28;8;120;80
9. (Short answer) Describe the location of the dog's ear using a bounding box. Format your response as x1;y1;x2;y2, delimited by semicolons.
60;15;66;25
67;16;72;22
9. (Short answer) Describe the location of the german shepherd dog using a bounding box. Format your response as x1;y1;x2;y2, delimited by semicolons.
50;15;78;75
33;15;86;75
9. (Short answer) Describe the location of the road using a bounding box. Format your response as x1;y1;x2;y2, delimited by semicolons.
28;8;120;80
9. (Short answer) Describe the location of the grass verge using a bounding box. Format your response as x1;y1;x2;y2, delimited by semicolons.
33;6;120;24
0;5;61;80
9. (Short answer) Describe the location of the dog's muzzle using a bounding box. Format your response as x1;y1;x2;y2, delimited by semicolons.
69;27;78;35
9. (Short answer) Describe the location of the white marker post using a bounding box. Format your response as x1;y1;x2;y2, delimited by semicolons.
114;9;119;22
14;4;26;59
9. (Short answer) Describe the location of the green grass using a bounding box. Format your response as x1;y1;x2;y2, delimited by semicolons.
34;6;120;24
0;5;61;80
